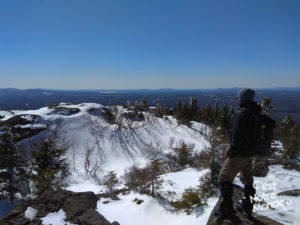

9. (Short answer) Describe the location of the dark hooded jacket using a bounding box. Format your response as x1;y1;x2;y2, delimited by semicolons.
227;101;261;158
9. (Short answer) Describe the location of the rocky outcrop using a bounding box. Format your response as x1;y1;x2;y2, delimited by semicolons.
277;189;300;197
49;106;80;116
253;155;300;177
206;185;284;225
0;114;46;142
0;114;38;127
0;190;119;225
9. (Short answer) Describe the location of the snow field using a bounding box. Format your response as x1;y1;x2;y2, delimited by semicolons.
96;168;218;225
159;168;210;201
97;192;218;225
41;209;77;225
2;103;300;225
235;165;300;225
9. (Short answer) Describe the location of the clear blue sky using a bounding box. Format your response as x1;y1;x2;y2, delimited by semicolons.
0;0;299;89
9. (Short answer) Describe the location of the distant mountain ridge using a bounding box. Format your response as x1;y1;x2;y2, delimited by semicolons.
0;87;300;123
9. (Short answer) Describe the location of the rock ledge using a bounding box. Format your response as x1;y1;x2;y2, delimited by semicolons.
0;190;119;225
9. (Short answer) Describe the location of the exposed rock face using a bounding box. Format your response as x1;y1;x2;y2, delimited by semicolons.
0;190;118;225
50;106;81;116
206;185;284;225
277;189;300;197
0;114;38;127
0;114;46;142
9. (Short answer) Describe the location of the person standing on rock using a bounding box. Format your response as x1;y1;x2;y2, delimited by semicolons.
217;88;260;220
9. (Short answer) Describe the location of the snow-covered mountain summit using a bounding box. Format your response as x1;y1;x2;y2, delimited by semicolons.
0;102;208;176
1;103;300;225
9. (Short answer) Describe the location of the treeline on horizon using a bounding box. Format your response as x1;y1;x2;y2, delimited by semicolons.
1;88;300;124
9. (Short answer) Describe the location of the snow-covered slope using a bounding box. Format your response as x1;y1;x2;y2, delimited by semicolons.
0;103;214;224
1;103;208;177
2;103;300;225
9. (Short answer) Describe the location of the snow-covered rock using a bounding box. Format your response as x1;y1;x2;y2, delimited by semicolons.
0;190;118;225
24;207;37;221
41;209;77;225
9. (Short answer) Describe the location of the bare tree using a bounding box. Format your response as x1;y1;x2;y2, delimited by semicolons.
168;137;175;149
83;141;101;178
84;141;95;175
111;106;124;128
70;141;78;174
143;142;165;160
45;120;73;151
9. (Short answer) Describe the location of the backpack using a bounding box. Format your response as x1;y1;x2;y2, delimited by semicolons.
254;114;276;156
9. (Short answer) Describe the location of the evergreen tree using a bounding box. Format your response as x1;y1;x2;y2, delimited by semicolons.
182;102;192;125
202;103;214;125
123;165;149;193
175;98;182;112
175;98;183;121
0;130;28;201
154;103;166;118
173;141;194;169
214;101;221;124
220;103;231;135
149;159;163;197
189;97;199;121
261;97;274;115
229;105;234;117
275;116;300;160
141;98;149;111
198;106;203;122
104;171;118;193
30;138;69;196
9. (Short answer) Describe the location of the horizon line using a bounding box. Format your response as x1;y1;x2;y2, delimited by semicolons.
1;87;300;91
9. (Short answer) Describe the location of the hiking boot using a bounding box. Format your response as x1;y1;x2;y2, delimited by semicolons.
218;182;237;219
214;210;242;225
240;184;256;217
236;200;252;218
219;204;238;220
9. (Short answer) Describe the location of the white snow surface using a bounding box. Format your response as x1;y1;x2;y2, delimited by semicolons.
41;209;77;225
0;110;15;120
97;192;218;225
3;103;300;225
24;207;37;221
10;103;209;178
16;124;47;129
66;168;219;225
159;168;210;201
96;168;218;225
235;165;300;225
